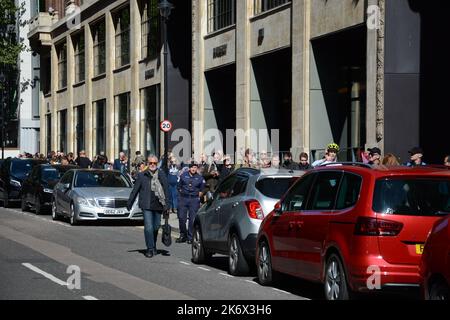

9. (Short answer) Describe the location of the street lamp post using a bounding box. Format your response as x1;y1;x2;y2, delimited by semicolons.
0;70;5;160
158;0;173;162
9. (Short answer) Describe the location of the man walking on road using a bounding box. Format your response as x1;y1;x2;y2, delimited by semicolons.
127;155;169;258
176;162;205;244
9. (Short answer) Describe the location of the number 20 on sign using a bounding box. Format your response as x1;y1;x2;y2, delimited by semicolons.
160;120;173;133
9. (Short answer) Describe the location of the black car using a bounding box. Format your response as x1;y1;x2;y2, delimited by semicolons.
0;158;48;207
21;164;79;214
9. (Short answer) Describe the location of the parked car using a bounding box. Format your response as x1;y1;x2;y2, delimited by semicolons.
51;169;143;225
191;167;304;275
0;157;48;207
21;164;79;214
420;215;449;300
256;164;450;299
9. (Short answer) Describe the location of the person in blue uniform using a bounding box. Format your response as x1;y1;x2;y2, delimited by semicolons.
176;162;205;244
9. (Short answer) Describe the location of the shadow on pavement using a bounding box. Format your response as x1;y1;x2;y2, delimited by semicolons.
128;248;171;257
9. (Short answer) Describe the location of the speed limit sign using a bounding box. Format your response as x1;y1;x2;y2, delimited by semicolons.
160;120;173;133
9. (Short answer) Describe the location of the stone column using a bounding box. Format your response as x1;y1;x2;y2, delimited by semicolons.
235;0;252;158
366;0;382;151
130;0;140;159
191;0;206;160
51;44;58;152
291;0;311;159
85;23;94;156
66;34;75;154
105;11;115;161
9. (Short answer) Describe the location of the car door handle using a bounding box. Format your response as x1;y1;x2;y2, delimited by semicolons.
288;221;304;230
232;202;239;208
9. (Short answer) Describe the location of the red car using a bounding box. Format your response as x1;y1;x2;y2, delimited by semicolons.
420;216;450;300
256;164;450;300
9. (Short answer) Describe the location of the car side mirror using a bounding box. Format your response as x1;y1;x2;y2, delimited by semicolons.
63;183;70;190
274;201;282;216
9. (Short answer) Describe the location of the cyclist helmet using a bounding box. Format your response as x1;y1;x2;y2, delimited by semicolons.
327;143;340;153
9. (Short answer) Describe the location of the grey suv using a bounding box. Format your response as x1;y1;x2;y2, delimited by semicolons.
192;168;304;275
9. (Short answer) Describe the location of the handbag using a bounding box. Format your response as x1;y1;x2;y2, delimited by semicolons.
161;210;172;247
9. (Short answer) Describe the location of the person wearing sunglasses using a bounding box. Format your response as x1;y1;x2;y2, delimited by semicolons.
127;155;169;258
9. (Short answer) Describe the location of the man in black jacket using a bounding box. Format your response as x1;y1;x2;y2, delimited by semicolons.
127;155;169;258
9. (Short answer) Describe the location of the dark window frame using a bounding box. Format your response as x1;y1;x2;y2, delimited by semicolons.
254;0;290;15
91;19;106;76
73;31;85;83
207;0;236;33
114;6;131;68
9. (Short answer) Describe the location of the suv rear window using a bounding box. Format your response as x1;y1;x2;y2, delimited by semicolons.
256;177;297;199
373;178;450;216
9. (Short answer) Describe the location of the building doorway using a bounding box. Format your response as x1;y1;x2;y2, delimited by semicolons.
251;47;292;155
204;64;236;156
310;26;366;161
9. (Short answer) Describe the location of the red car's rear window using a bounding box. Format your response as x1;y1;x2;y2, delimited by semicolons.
373;178;450;217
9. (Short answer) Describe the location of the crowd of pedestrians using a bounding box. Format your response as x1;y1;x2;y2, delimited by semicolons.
15;145;449;259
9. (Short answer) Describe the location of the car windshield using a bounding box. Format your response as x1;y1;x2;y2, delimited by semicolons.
10;161;34;179
256;177;297;199
373;178;450;216
41;167;59;183
74;171;131;188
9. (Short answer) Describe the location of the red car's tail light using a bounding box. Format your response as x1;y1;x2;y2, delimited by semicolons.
245;200;264;220
354;217;403;236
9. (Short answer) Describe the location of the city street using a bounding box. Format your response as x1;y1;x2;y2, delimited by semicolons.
0;206;322;300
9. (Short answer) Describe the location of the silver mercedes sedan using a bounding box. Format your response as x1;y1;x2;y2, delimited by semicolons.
51;169;142;225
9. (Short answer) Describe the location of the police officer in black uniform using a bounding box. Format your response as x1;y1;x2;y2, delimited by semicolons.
176;162;205;244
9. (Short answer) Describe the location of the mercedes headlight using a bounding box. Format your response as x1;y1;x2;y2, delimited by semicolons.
78;197;95;207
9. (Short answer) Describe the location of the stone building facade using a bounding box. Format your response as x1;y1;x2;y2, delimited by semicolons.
192;0;448;164
28;0;191;161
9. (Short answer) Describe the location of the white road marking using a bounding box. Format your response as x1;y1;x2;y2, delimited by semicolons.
272;288;291;295
180;261;191;266
82;295;99;300
219;272;234;278
4;208;70;227
22;263;67;286
197;267;210;271
245;280;257;285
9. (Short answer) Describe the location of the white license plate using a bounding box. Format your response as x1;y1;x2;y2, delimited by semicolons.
104;209;126;215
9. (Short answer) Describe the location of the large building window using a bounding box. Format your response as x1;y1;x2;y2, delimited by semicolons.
116;93;130;155
75;105;85;154
73;31;85;83
59;109;67;152
57;42;67;89
140;0;160;60
141;85;159;157
46;114;52;155
207;0;235;33
114;7;130;68
92;19;106;76
94;100;106;155
254;0;290;15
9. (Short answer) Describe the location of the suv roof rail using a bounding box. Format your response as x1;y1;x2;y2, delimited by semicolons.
319;162;373;169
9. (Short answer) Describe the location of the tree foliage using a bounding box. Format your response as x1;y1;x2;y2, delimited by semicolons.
0;0;26;66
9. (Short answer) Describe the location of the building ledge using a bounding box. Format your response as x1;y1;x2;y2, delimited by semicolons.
250;2;292;22
73;80;86;88
92;73;106;81
204;25;236;40
113;64;131;74
56;87;67;94
44;93;52;98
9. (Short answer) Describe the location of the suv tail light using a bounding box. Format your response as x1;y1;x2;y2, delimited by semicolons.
245;200;264;220
354;217;403;236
